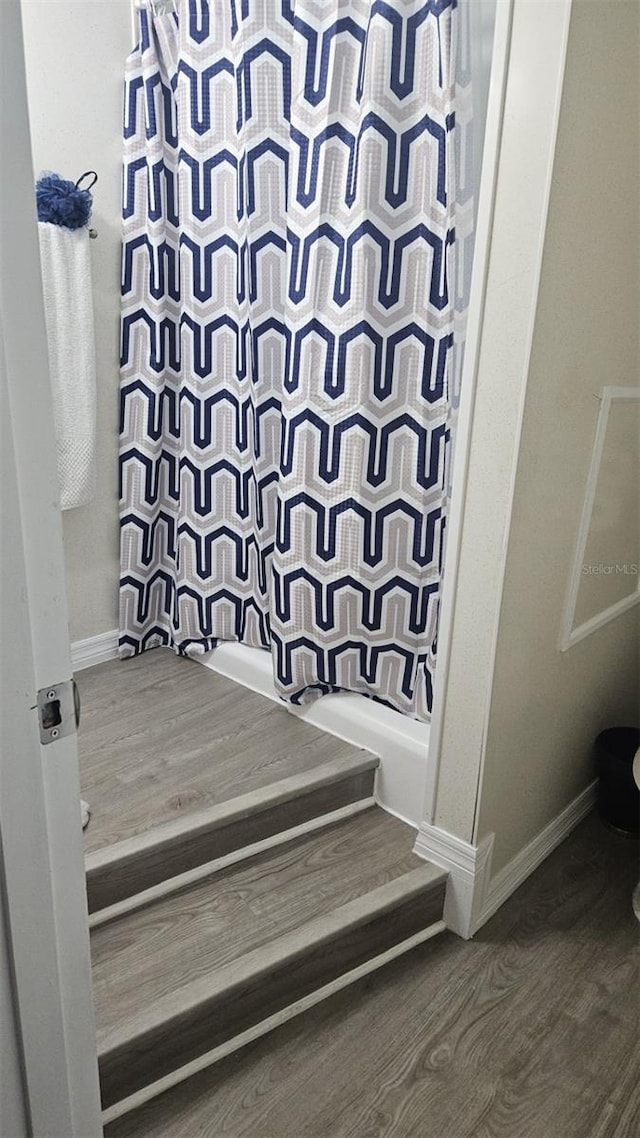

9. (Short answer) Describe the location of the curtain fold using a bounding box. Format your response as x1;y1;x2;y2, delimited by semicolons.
120;0;458;721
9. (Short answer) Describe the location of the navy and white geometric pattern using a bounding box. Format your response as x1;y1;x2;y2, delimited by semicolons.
120;0;459;721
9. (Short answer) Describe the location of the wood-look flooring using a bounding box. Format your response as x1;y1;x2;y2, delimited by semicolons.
85;755;378;915
105;813;640;1138
77;649;367;852
98;865;446;1111
91;808;421;1043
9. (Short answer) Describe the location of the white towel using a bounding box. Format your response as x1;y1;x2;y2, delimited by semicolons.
38;223;97;510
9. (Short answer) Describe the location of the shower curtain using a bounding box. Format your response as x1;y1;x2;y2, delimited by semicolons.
120;0;459;722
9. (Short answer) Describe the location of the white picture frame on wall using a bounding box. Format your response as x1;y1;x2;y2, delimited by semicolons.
559;386;640;652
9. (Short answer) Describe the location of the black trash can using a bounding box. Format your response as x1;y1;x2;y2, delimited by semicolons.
595;727;640;836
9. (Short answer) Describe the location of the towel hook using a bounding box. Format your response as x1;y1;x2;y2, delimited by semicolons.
76;172;99;239
76;171;98;192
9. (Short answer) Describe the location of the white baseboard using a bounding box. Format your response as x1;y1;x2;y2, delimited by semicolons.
71;628;119;672
415;780;598;939
475;780;597;933
413;825;494;939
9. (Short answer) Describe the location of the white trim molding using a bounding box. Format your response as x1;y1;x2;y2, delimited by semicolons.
413;825;494;939
474;780;597;933
421;0;514;828
560;386;640;652
71;629;119;672
416;779;598;939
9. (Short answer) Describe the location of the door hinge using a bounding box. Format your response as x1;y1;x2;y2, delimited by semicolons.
37;679;81;745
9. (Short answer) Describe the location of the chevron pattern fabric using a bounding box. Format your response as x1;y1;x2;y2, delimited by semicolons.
120;0;459;721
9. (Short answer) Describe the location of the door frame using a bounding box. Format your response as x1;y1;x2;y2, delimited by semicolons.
422;0;574;834
422;0;515;826
0;0;576;1124
0;2;102;1134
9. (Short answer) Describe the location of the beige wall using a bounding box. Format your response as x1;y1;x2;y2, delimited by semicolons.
475;0;640;873
21;0;131;642
574;400;639;627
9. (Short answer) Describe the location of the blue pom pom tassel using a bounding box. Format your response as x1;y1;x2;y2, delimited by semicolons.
36;172;93;230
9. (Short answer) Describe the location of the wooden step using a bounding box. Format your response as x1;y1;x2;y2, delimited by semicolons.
85;752;379;915
78;650;374;854
91;810;447;1117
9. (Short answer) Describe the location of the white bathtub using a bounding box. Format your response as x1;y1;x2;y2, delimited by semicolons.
201;641;430;826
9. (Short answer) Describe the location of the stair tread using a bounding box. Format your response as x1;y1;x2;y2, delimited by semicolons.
85;751;378;872
98;860;445;1058
79;650;371;853
91;807;426;1045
